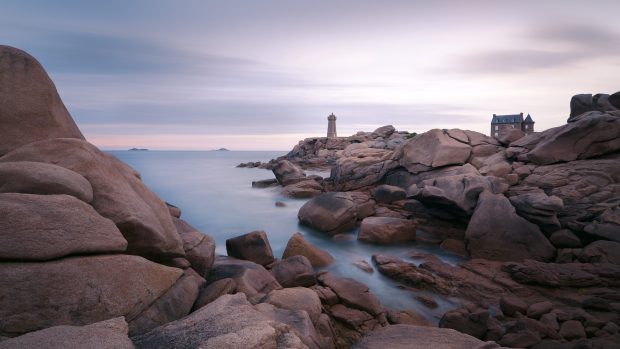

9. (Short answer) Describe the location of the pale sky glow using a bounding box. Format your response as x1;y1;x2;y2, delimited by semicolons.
2;1;619;150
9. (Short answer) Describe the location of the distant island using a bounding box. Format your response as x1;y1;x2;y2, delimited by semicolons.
128;148;149;151
214;148;230;151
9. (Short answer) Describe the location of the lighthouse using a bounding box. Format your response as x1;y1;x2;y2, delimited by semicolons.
327;113;337;138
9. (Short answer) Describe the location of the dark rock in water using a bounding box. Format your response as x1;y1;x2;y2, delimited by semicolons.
275;201;286;207
318;272;382;317
0;193;127;261
0;138;185;262
357;216;416;244
193;278;236;310
0;45;84;156
353;324;508;349
298;192;374;235
0;254;182;337
283;179;323;198
252;178;279;188
282;232;334;267
173;218;215;277
226;230;275;266
214;148;229;151
132;293;308;349
353;259;374;273
0;161;93;203
129;148;149;151
0;317;134;349
271;255;316;288
549;229;581;248
272;159;306;186
371;184;406;203
207;256;281;301
465;191;555;262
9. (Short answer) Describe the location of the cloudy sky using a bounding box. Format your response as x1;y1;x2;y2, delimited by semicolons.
2;1;619;150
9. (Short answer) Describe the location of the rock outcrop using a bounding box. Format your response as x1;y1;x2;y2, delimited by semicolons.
357;216;416;244
282;233;334;267
400;129;472;174
298;192;374;235
0;45;84;156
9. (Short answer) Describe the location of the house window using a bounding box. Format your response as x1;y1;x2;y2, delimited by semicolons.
494;125;498;131
525;124;528;129
494;132;498;137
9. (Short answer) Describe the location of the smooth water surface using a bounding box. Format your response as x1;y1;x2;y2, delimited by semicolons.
110;150;461;322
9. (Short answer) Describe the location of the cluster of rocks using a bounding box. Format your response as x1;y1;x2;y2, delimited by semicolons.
246;85;620;347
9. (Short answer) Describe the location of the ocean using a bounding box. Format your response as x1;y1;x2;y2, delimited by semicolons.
110;150;462;323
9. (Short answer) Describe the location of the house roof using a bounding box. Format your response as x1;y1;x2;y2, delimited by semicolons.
491;114;523;124
524;114;535;123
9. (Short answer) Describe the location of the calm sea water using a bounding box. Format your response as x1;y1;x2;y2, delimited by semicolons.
110;150;461;323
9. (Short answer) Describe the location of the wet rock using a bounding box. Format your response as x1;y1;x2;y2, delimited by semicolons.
283;179;323;198
439;307;489;339
549;229;582;248
0;317;134;349
226;230;275;266
207;256;281;301
173;218;215;277
415;295;438;309
440;239;468;257
358;216;416;244
0;161;93;203
252;178;279;188
400;129;472;174
0;193;127;261
371;184;406;203
261;287;322;325
559;320;586;340
282;232;334;267
271;255;317;288
272;160;306;186
503;259;620;287
465;191;555;262
0;45;84;156
354;324;509;349
353;259;374;273
0;138;185;261
500;296;529;317
527;301;553;319
132;293;307;349
193;278;236;310
578;240;620;264
318;272;383;316
275;201;286;207
298;192;374;235
0;255;182;336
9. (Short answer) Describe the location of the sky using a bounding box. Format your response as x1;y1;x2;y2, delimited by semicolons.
2;1;619;150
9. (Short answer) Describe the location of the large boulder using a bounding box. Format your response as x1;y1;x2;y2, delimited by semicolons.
0;317;134;349
509;192;564;233
331;148;399;191
0;161;93;202
226;230;275;266
578;240;620;264
282;232;334;267
0;138;185;261
353;324;509;349
371;184;406;204
465;191;555;262
0;254;182;336
569;92;620;120
400;129;472;174
410;174;507;217
318;272;382;317
507;111;620;165
357;217;416;244
132;293;308;349
283;179;323;198
172;218;216;277
0;193;127;261
272;160;306;186
271;255;317;288
0;45;84;156
584;206;620;243
298;192;374;235
207;256;281;301
261;287;322;325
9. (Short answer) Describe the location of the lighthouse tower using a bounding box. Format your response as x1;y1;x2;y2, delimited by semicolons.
327;113;337;138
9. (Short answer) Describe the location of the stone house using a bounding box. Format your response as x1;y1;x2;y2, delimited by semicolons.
490;112;535;137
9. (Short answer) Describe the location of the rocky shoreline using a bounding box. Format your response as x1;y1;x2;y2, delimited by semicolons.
1;44;619;349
